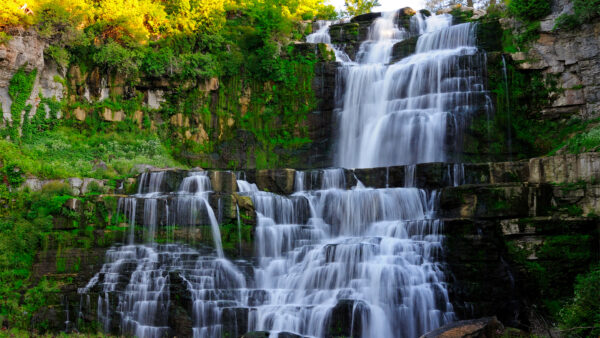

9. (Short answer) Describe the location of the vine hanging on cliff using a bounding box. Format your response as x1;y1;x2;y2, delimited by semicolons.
7;67;37;142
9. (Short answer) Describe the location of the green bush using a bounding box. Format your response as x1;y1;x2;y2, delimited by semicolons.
92;40;143;78
509;0;551;21
565;125;600;153
554;13;581;30
559;264;600;337
554;0;600;30
572;0;600;23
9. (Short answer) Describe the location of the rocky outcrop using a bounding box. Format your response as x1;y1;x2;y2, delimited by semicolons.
0;28;64;126
504;0;600;119
529;152;600;184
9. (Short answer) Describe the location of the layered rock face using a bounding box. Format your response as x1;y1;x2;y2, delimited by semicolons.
506;0;600;119
0;28;64;126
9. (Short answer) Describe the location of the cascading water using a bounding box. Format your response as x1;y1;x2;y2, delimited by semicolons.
306;20;332;44
236;168;454;337
79;172;245;337
78;8;494;338
336;12;489;168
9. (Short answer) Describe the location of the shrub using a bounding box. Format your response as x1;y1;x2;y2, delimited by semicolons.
509;0;551;21
559;265;600;337
565;125;600;153
554;0;600;30
572;0;600;23
554;13;580;30
92;40;143;78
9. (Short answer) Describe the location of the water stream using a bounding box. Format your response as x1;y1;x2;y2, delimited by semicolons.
79;8;494;338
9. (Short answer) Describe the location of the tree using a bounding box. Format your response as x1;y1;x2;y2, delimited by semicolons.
425;0;494;12
344;0;380;17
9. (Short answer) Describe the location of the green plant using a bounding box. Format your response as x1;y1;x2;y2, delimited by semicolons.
554;13;581;30
8;67;37;141
559;264;600;337
2;162;25;187
508;0;551;21
554;0;600;30
0;32;12;45
564;125;600;153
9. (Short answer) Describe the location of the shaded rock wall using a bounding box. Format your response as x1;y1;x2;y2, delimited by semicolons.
505;0;600;119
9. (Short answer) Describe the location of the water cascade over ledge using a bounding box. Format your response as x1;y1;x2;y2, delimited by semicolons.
335;12;489;168
77;8;497;338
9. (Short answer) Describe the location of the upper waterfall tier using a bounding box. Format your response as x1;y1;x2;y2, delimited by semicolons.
333;11;490;168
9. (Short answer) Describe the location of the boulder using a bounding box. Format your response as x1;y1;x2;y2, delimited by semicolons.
421;317;504;338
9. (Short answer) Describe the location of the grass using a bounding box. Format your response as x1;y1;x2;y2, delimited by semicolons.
563;125;600;154
0;126;184;179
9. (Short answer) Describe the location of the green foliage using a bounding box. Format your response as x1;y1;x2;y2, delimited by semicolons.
92;40;143;78
7;67;38;141
0;32;12;45
514;20;540;47
343;0;380;17
2;162;25;187
563;125;600;153
508;0;551;21
507;232;596;319
464;58;567;161
554;0;600;30
559;264;600;337
554;13;581;31
0;125;182;179
44;45;70;69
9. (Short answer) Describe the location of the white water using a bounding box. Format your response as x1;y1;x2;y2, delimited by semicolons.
81;171;232;337
79;8;494;338
335;12;487;168
501;55;512;160
306;20;332;44
242;168;454;337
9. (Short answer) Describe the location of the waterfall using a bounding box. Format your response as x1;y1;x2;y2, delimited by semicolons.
306;20;332;44
79;171;239;337
78;7;495;338
241;168;454;337
335;12;488;168
501;55;512;160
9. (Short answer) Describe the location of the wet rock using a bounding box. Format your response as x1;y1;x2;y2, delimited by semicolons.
440;184;530;219
168;304;193;337
396;7;417;30
255;169;295;195
390;36;418;63
443;219;522;326
209;170;238;193
350;12;382;23
234;193;256;225
325;299;363;337
421;316;504;338
221;307;249;337
353;166;405;188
